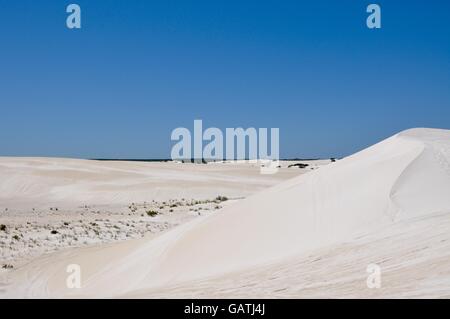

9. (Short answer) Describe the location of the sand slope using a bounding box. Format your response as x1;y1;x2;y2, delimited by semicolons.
2;128;450;298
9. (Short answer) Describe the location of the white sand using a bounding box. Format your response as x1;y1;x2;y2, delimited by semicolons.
0;158;309;210
0;158;316;295
1;128;449;298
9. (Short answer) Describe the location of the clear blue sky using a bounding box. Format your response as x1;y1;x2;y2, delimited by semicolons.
0;0;449;159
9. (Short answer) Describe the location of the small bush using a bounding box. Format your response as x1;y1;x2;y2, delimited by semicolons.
215;195;228;202
146;210;159;217
50;230;59;235
0;224;6;232
12;234;20;241
288;163;309;169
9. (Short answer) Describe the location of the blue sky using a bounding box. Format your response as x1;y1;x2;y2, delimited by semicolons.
0;0;449;159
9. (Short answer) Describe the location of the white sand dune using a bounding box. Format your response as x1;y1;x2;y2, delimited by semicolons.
0;158;298;210
0;158;306;274
1;128;449;298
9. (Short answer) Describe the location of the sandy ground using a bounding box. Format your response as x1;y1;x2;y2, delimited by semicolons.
1;128;449;299
0;160;324;269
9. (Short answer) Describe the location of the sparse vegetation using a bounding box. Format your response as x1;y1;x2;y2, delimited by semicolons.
288;163;309;169
128;203;138;213
1;195;237;265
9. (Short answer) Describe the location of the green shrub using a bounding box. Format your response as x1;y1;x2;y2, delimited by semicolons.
146;210;159;217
